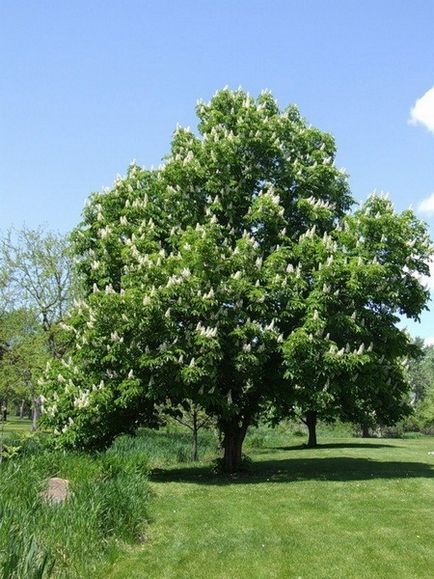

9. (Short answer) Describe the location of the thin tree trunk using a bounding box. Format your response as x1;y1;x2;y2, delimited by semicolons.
42;312;57;358
19;399;25;420
32;396;41;432
305;411;318;447
1;399;7;422
192;410;198;462
221;418;248;473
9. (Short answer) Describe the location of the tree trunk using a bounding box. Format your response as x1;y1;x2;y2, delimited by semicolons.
191;410;198;462
0;400;7;422
305;411;318;447
32;397;41;432
361;424;370;438
19;399;25;420
42;312;57;358
221;418;248;473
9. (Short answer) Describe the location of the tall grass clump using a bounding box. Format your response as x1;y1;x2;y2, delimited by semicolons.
0;503;55;579
121;427;219;467
0;437;150;577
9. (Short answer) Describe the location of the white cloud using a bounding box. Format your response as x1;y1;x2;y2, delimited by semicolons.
418;193;434;215
424;336;434;347
409;86;434;133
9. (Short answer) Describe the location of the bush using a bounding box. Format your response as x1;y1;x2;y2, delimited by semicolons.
0;437;150;577
415;395;434;434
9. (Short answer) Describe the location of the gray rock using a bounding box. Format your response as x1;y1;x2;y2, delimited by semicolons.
41;477;70;504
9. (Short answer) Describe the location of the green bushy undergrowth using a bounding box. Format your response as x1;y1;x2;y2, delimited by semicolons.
380;408;434;438
126;427;219;467
0;439;150;578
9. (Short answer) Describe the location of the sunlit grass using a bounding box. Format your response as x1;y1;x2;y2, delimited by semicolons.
1;423;433;577
107;435;434;579
0;416;32;438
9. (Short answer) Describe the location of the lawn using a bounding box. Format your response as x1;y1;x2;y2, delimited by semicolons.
0;416;32;438
107;436;434;579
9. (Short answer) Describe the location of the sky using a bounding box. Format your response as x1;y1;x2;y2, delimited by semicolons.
1;0;434;338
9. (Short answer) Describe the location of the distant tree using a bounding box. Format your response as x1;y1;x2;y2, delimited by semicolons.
406;341;434;434
416;383;434;432
0;227;74;357
0;227;74;429
407;339;434;404
0;309;48;429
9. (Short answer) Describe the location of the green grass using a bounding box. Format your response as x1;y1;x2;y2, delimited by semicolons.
107;435;434;579
0;425;214;577
1;424;433;577
0;417;32;438
126;427;219;468
0;441;150;578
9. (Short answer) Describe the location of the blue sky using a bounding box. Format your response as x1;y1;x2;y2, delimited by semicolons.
1;0;434;337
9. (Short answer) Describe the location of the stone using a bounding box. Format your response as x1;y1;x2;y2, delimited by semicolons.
40;477;70;504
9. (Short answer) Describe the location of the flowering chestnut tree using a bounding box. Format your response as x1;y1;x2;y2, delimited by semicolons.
276;193;432;445
40;88;431;470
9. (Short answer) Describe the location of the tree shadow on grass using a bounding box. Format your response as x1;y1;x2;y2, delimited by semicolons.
273;442;399;451
150;456;434;486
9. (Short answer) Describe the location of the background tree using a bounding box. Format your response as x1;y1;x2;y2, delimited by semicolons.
0;226;74;429
0;309;48;428
277;193;432;446
416;382;434;433
0;227;74;358
405;341;434;433
407;339;434;404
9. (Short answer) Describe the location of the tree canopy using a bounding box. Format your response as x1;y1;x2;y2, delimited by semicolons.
40;88;432;471
276;193;432;444
0;308;47;415
0;227;74;427
0;227;73;357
